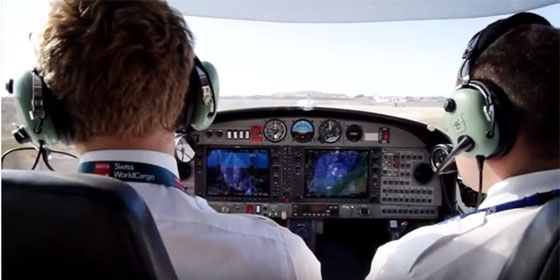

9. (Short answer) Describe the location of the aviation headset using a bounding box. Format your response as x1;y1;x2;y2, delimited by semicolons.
442;12;552;160
9;56;219;146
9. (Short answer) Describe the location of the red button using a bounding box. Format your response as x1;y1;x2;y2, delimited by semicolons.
246;204;254;214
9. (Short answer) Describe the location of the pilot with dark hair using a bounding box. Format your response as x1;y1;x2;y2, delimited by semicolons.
366;13;559;280
33;1;321;279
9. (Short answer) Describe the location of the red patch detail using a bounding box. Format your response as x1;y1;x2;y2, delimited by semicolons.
251;126;263;142
175;178;185;190
94;163;111;176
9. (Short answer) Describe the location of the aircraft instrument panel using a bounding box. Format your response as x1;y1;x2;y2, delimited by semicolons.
182;107;452;221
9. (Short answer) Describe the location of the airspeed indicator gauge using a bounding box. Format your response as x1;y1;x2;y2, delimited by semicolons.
264;119;287;143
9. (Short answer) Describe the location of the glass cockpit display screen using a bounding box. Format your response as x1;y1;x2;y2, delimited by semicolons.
305;150;369;197
206;149;270;197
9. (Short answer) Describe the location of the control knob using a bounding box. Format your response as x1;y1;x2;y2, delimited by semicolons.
444;98;456;112
413;163;434;185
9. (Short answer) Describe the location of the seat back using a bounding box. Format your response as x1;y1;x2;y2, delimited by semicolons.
498;196;559;280
2;170;178;280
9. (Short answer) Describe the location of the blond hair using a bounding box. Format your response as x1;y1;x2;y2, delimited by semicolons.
36;0;194;142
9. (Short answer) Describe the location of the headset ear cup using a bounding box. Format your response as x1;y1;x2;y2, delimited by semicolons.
175;57;219;133
482;81;517;158
175;59;202;133
190;61;219;131
42;84;73;145
444;87;500;158
13;71;64;146
183;93;197;133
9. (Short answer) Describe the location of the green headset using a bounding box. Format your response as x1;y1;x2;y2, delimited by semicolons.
442;12;552;161
7;56;219;146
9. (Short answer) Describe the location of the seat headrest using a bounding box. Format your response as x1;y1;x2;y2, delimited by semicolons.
2;170;178;280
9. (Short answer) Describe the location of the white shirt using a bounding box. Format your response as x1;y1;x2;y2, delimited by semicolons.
80;150;321;280
366;169;560;280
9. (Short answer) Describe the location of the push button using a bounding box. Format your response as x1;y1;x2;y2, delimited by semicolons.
246;204;254;214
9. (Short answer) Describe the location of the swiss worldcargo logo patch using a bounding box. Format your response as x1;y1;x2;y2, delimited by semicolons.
94;163;111;176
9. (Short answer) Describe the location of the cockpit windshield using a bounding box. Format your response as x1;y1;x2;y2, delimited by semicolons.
184;3;559;130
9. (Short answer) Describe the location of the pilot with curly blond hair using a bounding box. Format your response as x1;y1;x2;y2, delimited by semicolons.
34;1;321;279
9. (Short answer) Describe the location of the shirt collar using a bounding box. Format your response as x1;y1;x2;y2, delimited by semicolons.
79;149;179;178
479;169;560;208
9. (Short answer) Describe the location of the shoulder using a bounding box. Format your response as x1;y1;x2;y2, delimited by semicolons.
367;213;490;280
215;213;306;247
139;187;321;278
199;213;321;278
176;213;321;279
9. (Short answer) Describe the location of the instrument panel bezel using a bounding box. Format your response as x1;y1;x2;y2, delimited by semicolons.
190;107;457;220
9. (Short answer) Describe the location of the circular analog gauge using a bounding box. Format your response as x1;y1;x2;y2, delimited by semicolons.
175;135;196;163
430;144;452;172
345;124;363;142
264;119;287;143
291;119;315;143
318;119;342;143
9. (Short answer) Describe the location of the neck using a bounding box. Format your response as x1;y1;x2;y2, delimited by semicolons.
488;137;559;182
75;131;175;156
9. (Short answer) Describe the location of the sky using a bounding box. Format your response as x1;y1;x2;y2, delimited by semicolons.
1;1;559;97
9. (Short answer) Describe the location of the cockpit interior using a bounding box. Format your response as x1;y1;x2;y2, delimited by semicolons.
1;0;559;279
179;107;457;278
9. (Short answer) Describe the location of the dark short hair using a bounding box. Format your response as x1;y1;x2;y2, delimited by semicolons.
36;0;194;142
472;24;559;157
